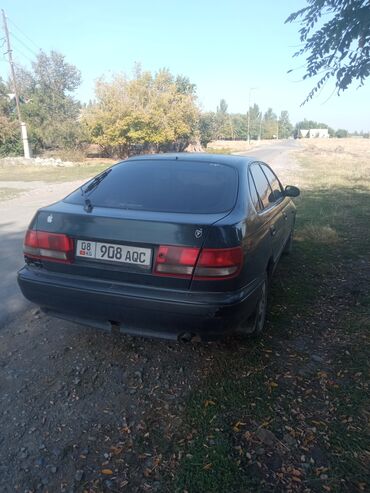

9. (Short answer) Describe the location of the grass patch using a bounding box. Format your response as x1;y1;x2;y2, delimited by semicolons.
0;162;111;183
206;147;235;155
175;347;274;492
0;187;26;201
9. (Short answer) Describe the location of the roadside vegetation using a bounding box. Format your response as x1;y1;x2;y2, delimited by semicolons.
0;161;110;183
1;51;366;161
169;139;370;492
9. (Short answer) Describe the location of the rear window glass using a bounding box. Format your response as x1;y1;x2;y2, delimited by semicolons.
64;160;238;214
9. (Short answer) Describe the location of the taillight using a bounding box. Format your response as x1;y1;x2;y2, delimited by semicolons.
24;230;74;263
154;245;200;277
194;247;243;279
154;245;243;280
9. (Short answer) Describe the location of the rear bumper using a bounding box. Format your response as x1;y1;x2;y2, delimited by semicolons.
17;267;262;341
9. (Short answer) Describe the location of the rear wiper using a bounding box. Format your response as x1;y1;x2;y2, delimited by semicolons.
81;169;112;196
80;169;112;212
80;169;112;213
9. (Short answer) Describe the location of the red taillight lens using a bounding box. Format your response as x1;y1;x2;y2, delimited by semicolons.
24;230;74;263
154;245;243;280
155;245;200;277
194;247;243;279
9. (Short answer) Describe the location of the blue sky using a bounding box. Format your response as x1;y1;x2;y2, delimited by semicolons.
1;0;369;131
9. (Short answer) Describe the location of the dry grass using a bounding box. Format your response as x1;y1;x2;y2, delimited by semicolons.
281;138;370;246
207;139;275;153
297;224;339;244
296;138;370;190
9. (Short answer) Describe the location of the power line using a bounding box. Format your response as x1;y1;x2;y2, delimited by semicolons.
12;46;34;64
10;30;39;58
7;16;41;52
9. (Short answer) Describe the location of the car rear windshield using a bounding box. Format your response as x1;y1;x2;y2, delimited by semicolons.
64;159;238;214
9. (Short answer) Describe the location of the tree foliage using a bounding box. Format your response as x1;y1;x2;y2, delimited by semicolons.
16;51;83;151
0;78;22;156
199;112;217;147
262;108;278;139
278;110;294;139
82;68;199;157
198;102;293;144
286;0;370;104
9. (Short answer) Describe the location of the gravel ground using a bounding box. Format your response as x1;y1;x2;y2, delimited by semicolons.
0;308;220;492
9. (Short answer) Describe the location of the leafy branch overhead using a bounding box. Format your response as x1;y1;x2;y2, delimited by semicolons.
286;0;370;104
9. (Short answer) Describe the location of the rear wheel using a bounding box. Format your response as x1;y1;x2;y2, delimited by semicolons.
238;276;268;337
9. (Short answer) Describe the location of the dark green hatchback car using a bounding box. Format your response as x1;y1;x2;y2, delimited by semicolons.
18;153;300;341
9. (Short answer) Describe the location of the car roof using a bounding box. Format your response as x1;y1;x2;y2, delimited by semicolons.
125;152;257;171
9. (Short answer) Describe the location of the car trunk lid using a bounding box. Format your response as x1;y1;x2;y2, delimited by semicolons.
31;202;230;290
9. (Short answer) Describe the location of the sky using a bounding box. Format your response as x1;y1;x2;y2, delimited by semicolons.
1;0;369;132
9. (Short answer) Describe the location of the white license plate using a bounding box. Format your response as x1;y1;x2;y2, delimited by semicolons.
76;240;152;268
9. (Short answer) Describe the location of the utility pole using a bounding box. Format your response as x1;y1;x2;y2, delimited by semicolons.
259;111;263;141
247;87;257;145
2;9;31;158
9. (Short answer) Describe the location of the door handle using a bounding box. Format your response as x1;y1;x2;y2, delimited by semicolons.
270;226;276;237
283;212;288;220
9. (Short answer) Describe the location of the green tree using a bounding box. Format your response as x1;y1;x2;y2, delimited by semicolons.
0;78;22;156
247;104;262;140
335;128;349;138
214;99;234;139
262;108;278;139
286;0;370;104
231;113;248;140
278;110;293;139
199;112;216;147
16;51;83;152
217;99;228;114
82;68;199;157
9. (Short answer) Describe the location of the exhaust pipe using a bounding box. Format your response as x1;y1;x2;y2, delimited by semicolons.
178;332;193;343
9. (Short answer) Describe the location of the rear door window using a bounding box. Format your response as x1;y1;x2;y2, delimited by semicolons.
250;164;272;210
261;164;284;202
248;171;262;212
65;160;238;214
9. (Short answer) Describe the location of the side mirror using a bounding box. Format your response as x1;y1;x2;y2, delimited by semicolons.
284;185;300;197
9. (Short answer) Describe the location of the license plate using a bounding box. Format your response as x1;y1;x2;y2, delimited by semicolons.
76;240;152;268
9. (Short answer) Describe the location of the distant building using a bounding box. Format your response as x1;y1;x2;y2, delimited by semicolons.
299;128;329;138
309;128;329;138
300;129;309;138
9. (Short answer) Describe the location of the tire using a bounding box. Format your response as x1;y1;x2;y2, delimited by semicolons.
238;275;268;337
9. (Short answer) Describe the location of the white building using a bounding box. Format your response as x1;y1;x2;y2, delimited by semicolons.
308;128;329;138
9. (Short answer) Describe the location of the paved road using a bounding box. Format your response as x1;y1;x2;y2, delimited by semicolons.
0;180;85;327
0;140;299;327
236;138;300;168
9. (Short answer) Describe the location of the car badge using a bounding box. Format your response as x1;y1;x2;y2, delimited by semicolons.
47;214;53;224
195;228;203;239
